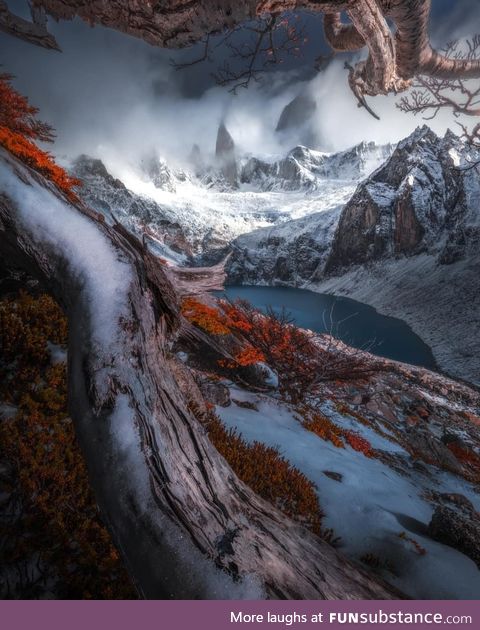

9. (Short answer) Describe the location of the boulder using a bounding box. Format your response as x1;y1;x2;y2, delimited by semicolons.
428;504;480;568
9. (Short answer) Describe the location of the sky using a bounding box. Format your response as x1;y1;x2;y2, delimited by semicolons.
1;0;480;169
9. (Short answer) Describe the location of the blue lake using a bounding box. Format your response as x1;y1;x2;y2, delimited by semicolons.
216;285;436;370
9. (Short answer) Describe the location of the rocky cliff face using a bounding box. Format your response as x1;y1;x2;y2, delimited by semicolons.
215;122;238;188
275;93;319;148
276;93;317;132
326;126;479;273
228;209;341;286
230;127;480;284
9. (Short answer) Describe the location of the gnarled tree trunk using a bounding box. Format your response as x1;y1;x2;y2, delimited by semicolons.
0;149;402;599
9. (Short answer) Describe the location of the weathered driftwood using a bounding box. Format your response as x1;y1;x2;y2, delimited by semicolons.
0;149;403;599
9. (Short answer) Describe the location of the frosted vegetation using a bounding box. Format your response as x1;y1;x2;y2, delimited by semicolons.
217;386;480;599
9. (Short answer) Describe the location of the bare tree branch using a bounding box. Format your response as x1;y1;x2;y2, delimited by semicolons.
398;37;480;149
0;1;477;112
0;0;59;50
211;15;308;93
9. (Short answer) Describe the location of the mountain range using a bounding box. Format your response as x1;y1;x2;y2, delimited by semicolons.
71;124;480;384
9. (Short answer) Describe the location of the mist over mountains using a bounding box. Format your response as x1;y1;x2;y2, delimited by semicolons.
2;0;480;176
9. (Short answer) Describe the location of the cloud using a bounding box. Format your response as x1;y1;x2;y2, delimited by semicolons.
306;59;459;153
1;2;479;171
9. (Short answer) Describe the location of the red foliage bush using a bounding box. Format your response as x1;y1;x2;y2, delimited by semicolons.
205;412;325;537
0;291;135;598
182;297;265;368
300;410;345;449
218;300;372;401
343;431;374;458
300;408;374;457
0;72;54;141
0;73;80;201
183;297;372;394
447;443;480;472
181;297;231;335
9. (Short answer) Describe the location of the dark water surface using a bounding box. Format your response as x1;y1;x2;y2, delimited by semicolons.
217;285;436;369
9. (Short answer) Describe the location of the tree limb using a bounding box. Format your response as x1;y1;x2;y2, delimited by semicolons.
0;1;59;50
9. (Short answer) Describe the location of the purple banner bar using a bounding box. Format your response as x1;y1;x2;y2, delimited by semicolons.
0;600;478;630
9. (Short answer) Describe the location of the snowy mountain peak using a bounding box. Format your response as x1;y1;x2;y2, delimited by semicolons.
326;127;480;271
240;141;393;191
139;153;189;193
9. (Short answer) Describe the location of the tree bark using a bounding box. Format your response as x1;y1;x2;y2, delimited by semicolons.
0;0;60;49
0;0;474;105
0;148;402;599
29;1;350;48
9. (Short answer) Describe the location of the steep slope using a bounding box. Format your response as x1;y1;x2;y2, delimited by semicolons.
325;126;480;272
1;146;405;600
228;208;341;285
71;155;193;263
177;295;480;600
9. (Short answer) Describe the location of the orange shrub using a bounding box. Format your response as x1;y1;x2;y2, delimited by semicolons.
300;410;345;449
219;345;266;369
0;72;53;141
447;443;480;472
0;73;80;201
343;431;374;458
300;407;374;457
221;301;254;333
0;291;135;598
181;297;231;335
206;413;326;537
217;300;372;402
0;127;80;202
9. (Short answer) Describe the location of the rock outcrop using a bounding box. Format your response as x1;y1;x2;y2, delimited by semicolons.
276;94;317;132
71;155;194;261
428;499;480;569
140;153;188;193
326;127;480;272
216;122;238;188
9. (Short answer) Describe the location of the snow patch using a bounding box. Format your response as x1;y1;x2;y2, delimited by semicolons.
0;154;132;349
217;386;480;600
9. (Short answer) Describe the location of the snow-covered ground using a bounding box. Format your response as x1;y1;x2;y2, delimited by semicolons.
217;385;480;600
91;140;390;253
120;172;357;244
